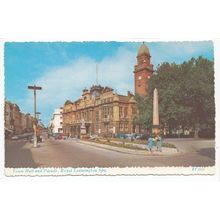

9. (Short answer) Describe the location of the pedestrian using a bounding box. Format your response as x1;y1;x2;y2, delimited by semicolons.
156;135;162;152
147;134;154;153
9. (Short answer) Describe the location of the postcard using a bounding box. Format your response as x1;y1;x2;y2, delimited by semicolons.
3;41;215;175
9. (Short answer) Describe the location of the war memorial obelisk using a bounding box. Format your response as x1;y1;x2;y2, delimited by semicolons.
152;88;160;135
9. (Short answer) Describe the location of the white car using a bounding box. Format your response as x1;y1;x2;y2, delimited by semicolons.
11;136;19;140
90;134;98;140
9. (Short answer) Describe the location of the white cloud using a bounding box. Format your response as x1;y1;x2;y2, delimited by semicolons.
23;46;137;125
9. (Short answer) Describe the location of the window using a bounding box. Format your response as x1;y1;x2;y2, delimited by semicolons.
124;107;128;118
104;123;109;131
96;124;99;131
102;107;108;119
132;107;137;114
124;123;128;131
96;111;99;121
104;107;107;118
119;107;123;118
119;123;123;132
109;107;113;118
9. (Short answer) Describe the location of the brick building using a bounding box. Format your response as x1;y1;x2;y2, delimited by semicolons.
5;100;34;137
5;101;14;137
134;42;153;96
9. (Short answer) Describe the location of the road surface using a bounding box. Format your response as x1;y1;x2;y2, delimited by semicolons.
5;137;215;168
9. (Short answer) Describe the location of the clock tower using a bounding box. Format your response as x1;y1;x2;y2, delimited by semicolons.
134;42;153;96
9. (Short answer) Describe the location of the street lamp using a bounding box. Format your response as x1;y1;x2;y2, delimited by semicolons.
28;85;42;147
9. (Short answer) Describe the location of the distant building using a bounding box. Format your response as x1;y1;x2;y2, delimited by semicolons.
49;108;63;133
21;113;27;133
26;113;34;133
12;103;22;134
4;100;34;137
5;101;14;137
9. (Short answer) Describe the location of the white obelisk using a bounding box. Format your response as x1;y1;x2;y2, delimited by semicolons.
152;88;160;134
153;88;159;126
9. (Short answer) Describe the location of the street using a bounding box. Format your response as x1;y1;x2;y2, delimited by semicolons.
5;136;215;168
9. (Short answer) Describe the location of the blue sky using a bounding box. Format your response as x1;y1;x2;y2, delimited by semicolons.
4;41;214;126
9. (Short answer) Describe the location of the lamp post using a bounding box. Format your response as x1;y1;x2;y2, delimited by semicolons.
28;85;42;147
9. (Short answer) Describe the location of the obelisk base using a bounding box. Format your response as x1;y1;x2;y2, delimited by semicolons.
152;125;160;136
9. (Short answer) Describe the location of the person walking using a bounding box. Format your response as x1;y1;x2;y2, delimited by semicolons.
147;134;154;153
156;135;162;152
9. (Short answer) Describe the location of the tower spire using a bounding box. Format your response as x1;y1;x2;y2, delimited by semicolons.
134;43;153;96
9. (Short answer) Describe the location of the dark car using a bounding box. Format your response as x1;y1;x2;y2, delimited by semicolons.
54;133;66;140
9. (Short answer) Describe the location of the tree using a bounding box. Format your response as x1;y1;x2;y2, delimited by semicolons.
133;94;152;130
133;57;215;138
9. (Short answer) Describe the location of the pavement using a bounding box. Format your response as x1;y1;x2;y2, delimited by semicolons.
5;136;215;168
78;139;178;156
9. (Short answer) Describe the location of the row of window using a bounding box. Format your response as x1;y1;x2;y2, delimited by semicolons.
119;123;128;132
100;97;113;104
101;106;113;119
119;107;128;118
63;106;137;123
76;110;93;121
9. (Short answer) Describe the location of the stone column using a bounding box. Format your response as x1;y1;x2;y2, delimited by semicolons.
152;88;160;135
153;88;159;126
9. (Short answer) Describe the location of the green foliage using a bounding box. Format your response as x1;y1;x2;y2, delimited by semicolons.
133;94;152;129
133;57;215;134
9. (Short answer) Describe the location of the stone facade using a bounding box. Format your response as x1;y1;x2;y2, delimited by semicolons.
4;100;34;137
5;101;14;135
12;104;22;134
134;42;153;96
26;113;34;132
63;86;138;137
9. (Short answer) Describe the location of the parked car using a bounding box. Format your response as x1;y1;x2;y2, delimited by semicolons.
60;134;67;140
11;135;19;140
54;133;67;140
114;133;127;139
90;134;98;140
53;133;60;139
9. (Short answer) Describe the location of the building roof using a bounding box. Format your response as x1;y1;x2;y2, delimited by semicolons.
138;42;150;56
64;100;73;105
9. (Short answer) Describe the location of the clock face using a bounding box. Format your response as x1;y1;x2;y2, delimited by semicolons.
138;76;142;80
